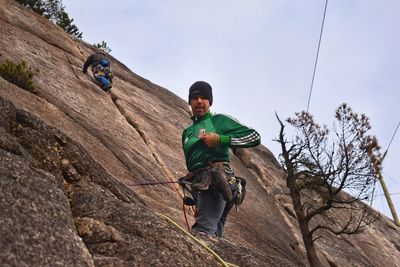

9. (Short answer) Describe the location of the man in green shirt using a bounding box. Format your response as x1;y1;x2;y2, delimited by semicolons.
181;81;261;237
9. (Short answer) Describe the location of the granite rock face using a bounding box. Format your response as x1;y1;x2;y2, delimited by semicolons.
1;0;399;266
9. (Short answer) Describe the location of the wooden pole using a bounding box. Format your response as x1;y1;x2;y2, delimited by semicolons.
377;172;400;226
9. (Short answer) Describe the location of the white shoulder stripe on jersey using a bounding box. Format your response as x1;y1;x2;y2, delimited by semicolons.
231;132;260;145
216;113;246;127
231;136;259;145
231;132;259;142
231;136;260;145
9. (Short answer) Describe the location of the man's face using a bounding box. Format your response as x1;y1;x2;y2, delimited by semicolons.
190;95;210;118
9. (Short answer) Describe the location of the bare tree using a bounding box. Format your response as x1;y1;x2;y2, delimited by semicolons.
275;103;382;267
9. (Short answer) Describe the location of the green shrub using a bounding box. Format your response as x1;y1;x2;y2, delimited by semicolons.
94;41;112;53
15;0;63;21
15;0;83;38
56;10;82;38
0;59;39;93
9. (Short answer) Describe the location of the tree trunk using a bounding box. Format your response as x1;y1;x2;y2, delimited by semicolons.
288;179;321;267
297;218;320;267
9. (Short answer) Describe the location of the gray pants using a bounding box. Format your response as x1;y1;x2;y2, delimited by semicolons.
191;188;234;237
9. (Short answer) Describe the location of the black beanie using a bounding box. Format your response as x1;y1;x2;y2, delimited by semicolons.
188;81;213;106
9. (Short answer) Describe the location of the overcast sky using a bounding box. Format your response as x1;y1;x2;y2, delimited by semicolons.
62;0;399;220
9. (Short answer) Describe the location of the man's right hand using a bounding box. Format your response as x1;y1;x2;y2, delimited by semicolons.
201;133;220;148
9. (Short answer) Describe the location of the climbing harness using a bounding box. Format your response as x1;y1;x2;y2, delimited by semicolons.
93;65;113;80
182;162;247;210
233;176;247;210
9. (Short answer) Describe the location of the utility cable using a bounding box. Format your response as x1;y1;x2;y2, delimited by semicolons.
306;0;329;112
370;181;377;206
382;120;400;161
372;121;400;206
375;193;400;197
382;171;400;186
378;185;387;215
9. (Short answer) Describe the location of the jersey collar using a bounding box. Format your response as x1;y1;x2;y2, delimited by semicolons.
191;111;212;122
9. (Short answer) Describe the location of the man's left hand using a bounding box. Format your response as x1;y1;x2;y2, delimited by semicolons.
201;133;220;148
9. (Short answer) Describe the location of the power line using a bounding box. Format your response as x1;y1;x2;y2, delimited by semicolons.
367;187;399;208
382;171;400;187
382;120;400;160
306;0;329;112
379;185;387;214
375;193;400;197
370;180;377;206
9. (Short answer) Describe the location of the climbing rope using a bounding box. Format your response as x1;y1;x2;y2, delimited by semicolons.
127;179;194;231
182;201;191;232
128;180;179;187
128;182;236;266
156;212;238;267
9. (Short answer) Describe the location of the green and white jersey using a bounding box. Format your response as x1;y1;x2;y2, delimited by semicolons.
182;112;261;171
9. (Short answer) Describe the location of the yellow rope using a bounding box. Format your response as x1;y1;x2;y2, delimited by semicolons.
156;212;238;267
